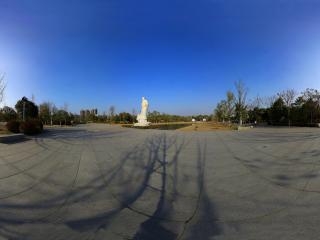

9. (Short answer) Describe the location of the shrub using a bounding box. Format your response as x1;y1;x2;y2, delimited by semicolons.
6;120;21;133
19;119;43;135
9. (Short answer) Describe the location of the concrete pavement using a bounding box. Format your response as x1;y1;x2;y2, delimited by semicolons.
0;124;320;239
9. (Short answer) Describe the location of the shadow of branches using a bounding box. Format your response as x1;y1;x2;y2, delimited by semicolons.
0;130;222;240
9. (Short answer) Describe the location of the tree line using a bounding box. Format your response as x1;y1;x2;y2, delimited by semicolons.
1;96;212;125
82;108;211;124
214;80;249;125
0;97;76;125
214;81;320;126
4;74;318;127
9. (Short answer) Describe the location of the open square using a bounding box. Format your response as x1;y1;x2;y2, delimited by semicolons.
1;125;320;239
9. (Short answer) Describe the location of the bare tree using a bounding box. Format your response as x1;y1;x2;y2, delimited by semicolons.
0;73;6;105
132;108;137;123
108;105;115;123
255;95;263;108
39;101;55;125
63;102;69;112
300;88;320;124
248;95;263;110
234;80;248;125
278;89;296;107
226;91;235;122
302;88;320;105
265;95;277;108
278;89;297;127
214;100;227;122
63;103;69;125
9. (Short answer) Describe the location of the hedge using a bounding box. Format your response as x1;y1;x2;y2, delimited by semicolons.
6;120;21;133
19;119;43;135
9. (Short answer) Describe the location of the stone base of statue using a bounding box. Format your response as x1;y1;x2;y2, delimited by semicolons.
134;122;150;127
134;114;150;127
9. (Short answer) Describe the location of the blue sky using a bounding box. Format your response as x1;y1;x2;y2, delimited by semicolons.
1;0;320;115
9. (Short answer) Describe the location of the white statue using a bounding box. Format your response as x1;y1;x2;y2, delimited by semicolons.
134;97;150;126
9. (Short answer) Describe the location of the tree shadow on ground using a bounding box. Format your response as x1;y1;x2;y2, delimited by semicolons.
132;134;181;240
186;141;222;240
0;131;222;240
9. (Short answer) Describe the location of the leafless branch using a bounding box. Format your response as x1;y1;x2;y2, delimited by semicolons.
0;72;6;104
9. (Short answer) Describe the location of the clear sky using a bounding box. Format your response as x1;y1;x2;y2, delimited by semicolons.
1;0;320;115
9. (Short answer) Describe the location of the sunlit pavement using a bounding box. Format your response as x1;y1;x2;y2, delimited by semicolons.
1;124;320;240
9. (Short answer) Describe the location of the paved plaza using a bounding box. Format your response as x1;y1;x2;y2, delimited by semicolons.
0;124;320;240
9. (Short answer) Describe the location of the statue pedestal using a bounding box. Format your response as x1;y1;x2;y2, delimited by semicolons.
134;119;150;127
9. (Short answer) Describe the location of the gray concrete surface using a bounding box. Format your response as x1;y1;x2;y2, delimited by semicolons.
0;124;320;240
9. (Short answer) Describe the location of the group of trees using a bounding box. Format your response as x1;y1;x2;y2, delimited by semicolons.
84;106;211;124
0;106;17;121
81;110;210;124
88;111;135;124
267;88;320;126
2;96;210;125
0;74;76;126
3;72;319;127
147;111;211;123
214;82;320;126
0;96;77;126
214;80;248;125
0;73;215;125
39;102;76;126
16;97;39;120
1;97;38;122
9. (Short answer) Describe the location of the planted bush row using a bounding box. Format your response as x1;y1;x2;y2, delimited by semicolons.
5;120;20;133
6;119;43;135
